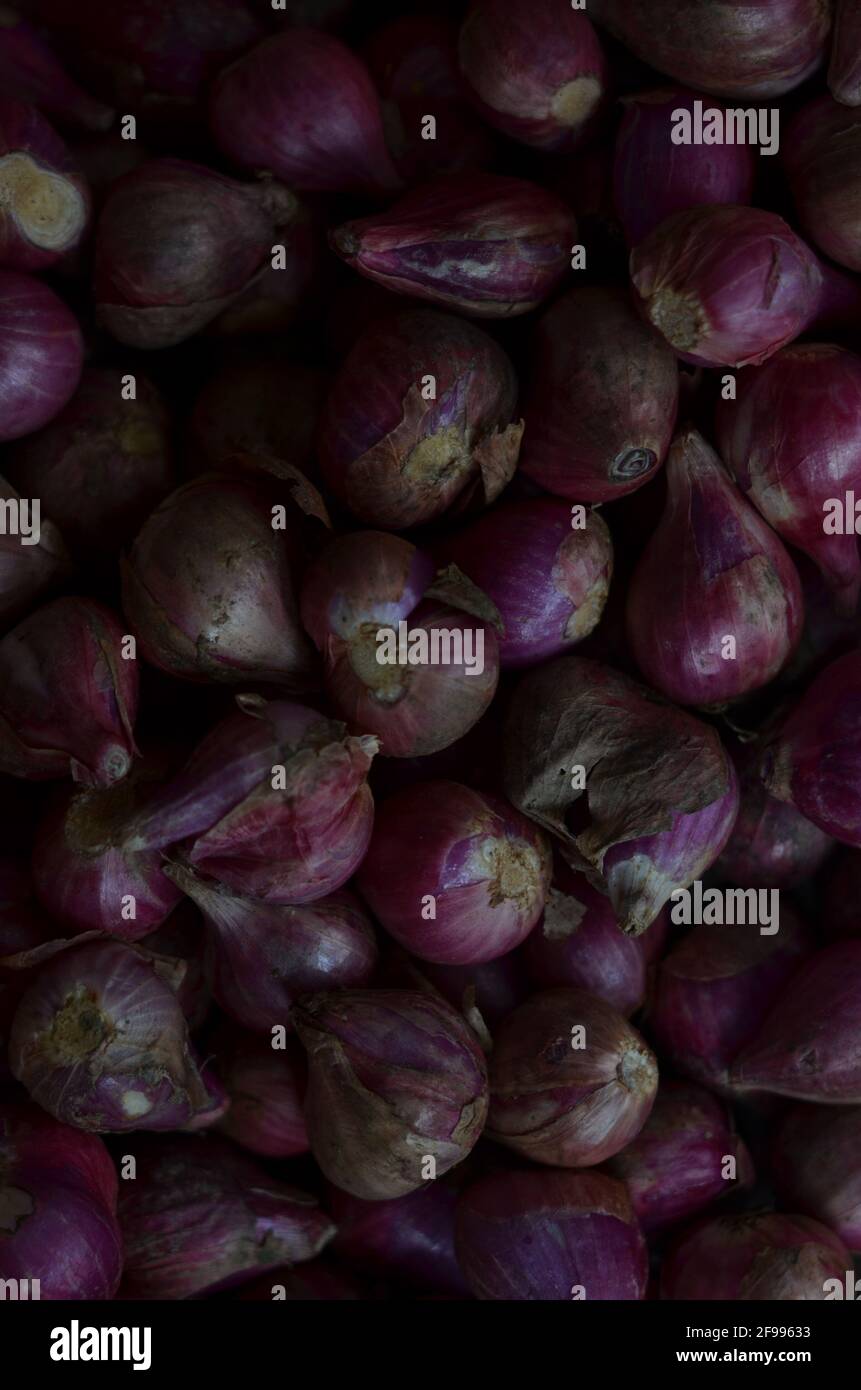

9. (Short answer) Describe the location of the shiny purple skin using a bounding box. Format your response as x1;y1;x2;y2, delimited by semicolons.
762;649;861;845
524;863;658;1017
455;1168;648;1301
357;780;552;966
613;87;757;246
830;0;861;105
9;940;215;1132
716;345;861;615
217;1033;308;1158
292;989;489;1200
0;474;70;629
119;1135;335;1300
716;747;833;890
606;1080;754;1234
129;697;377;905
0;1104;122;1300
732;941;861;1102
0;14;113;131
441;499;613;669
331;172;577;318
0;597;138;786
631;205;823;369
458;0;609;152
649;909;812;1091
0;96;90;270
0;272;82;440
785;95;861;271
661;1212;852;1301
328;1182;470;1296
317;308;523;530
166;871;378;1033
773;1104;861;1251
626;429;804;707
210;29;400;195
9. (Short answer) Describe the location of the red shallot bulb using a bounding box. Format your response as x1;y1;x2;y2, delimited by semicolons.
0;96;89;270
216;1031;308;1159
118;1135;334;1300
661;1212;852;1300
606;1080;754;1234
457;0;609;152
773;1104;861;1252
122;474;319;689
732;940;861;1101
631;206;823;368
649;910;812;1092
715;746;832;890
761;649;861;844
626;429;803;707
716;345;861;614
613;88;757;247
331;173;577;318
9;940;217;1131
441;498;613;669
292;988;489;1200
519;286;679;502
210;29;399;196
0;1103;122;1300
487;987;658;1167
830;0;861;105
4;369;173;562
318;309;523;530
503;655;739;935
0;11;113;132
94;160;297;349
0;271;82;440
785;96;861;271
0;474;70;628
455;1168;648;1301
0;597;138;785
590;0;831;99
358;780;551;965
300;531;500;758
329;1181;469;1296
166;870;378;1031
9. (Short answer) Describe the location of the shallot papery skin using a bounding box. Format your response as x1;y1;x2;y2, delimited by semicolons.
300;531;500;758
0;597;138;785
830;0;861;104
0;474;70;627
122;475;319;689
0;12;113;131
457;0;609;151
328;1182;470;1296
716;746;832;890
0;96;90;270
761;649;861;844
455;1168;648;1301
129;696;377;906
716;345;861;613
732;941;861;1101
0;271;82;440
4;368;174;561
118;1136;334;1300
774;1104;861;1251
441;498;613;669
211;29;399;196
165;868;378;1032
661;1212;852;1301
0;1103;122;1300
357;780;551;966
519;286;679;502
523;862;661;1017
317;308;523;530
503;655;739;935
648;910;812;1092
487;987;658;1167
613;88;757;247
606;1081;754;1234
331;173;577;318
216;1032;308;1159
589;0;831;99
94;160;296;349
8;940;216;1132
292;989;489;1200
785;96;861;272
631;206;823;369
626;429;803;707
